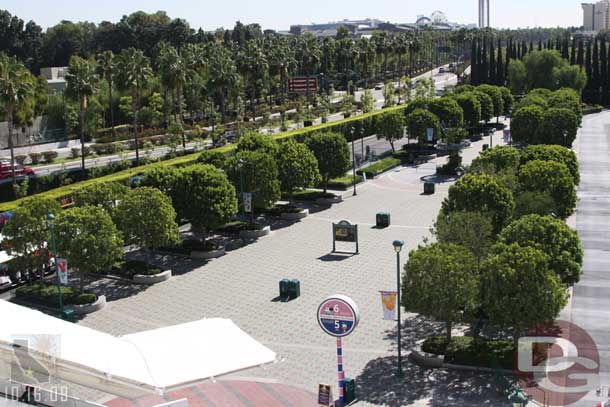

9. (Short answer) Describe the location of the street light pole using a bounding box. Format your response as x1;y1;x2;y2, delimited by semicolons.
237;159;245;220
47;214;63;316
351;127;357;196
393;240;404;377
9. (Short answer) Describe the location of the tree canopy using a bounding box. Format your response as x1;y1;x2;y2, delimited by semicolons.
305;132;350;193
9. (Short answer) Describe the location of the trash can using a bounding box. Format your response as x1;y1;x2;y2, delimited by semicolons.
344;378;356;403
288;279;300;299
424;182;435;195
279;278;291;298
376;212;391;228
482;144;489;151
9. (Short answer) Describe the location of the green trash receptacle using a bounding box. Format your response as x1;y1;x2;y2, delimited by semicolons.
482;144;489;151
376;212;391;228
288;279;300;299
344;378;356;403
424;182;435;195
279;278;290;298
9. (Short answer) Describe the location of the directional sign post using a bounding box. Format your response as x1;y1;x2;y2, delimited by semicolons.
332;220;359;254
288;76;319;94
317;295;360;406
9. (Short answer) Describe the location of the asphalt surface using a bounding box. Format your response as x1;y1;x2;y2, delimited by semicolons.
562;110;610;407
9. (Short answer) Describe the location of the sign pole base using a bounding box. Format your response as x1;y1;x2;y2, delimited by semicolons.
337;337;344;405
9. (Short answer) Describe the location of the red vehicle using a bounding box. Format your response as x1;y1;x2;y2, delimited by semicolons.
0;161;35;179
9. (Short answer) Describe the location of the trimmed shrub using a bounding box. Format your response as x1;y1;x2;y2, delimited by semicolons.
14;155;27;165
28;152;42;164
41;151;58;163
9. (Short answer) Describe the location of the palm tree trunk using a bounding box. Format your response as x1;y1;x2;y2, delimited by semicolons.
176;85;186;150
7;108;16;187
446;321;453;341
79;97;86;171
108;83;116;139
132;87;140;165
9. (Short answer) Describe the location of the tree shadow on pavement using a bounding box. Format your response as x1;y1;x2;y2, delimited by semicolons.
383;315;446;351
85;278;148;303
355;358;503;407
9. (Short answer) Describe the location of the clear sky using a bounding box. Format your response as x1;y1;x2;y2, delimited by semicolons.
2;0;583;31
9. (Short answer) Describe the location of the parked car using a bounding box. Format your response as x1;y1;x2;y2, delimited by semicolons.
438;67;447;74
374;83;384;90
0;162;35;179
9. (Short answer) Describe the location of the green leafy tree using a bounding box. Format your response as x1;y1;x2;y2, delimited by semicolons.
514;191;558;218
477;85;504;121
383;82;396;107
361;89;375;113
115;187;179;249
227;151;281;211
236;131;279;157
518;159;577;219
540;108;579;147
55;206;124;290
499;214;583;285
511;105;544;145
470;146;520;173
507;59;527;94
441;174;515;233
499;87;514;115
197;150;228;169
174;165;238;233
433;211;495;263
377;111;405;152
480;243;568;344
554;65;587;93
520;144;579;185
472;91;494;123
405;109;440;144
65;56;99;170
428;98;464;128
305;132;350;193
277;139;320;200
73;182;130;220
454;93;482;128
402;243;479;340
2;198;61;281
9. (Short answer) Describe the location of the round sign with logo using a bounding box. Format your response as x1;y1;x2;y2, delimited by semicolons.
317;295;360;337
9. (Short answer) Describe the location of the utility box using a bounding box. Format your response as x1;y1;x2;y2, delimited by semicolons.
482;144;489;151
344;378;356;403
424;182;435;195
288;279;301;299
376;212;391;228
279;278;291;298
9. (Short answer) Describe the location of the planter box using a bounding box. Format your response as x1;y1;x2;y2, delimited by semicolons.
316;195;343;205
281;208;309;220
190;247;226;260
70;295;106;315
133;269;172;285
239;225;271;239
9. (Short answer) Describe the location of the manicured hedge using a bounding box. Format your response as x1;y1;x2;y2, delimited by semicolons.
357;157;401;178
325;174;364;190
0;106;411;212
422;336;515;370
16;283;97;306
111;260;163;278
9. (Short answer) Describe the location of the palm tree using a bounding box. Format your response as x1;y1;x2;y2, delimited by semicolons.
66;56;99;171
97;50;117;139
0;53;34;187
207;45;239;122
117;48;152;166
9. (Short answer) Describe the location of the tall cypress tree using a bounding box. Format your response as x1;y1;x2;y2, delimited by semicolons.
497;38;505;85
570;38;577;65
529;41;534;53
593;38;600;96
471;39;478;85
522;41;528;58
517;42;521;60
601;37;608;104
506;38;512;75
538;39;543;51
489;40;496;85
577;40;585;66
562;37;569;60
585;40;593;92
482;39;489;84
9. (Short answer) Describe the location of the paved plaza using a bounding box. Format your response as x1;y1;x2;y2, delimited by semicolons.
76;134;509;407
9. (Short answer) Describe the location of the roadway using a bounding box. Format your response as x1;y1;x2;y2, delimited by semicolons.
0;65;460;184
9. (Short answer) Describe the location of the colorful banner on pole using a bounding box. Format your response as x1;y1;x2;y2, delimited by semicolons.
380;291;397;321
56;258;68;285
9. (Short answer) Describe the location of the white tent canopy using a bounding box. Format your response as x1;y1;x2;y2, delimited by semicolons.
0;300;275;398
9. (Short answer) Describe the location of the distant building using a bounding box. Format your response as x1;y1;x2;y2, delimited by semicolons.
289;19;382;37
582;1;610;31
40;67;67;91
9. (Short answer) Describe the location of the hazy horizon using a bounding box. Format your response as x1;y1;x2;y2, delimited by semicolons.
2;0;583;32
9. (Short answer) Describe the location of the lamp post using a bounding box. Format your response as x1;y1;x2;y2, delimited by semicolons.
393;239;404;377
351;126;357;196
47;214;63;315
